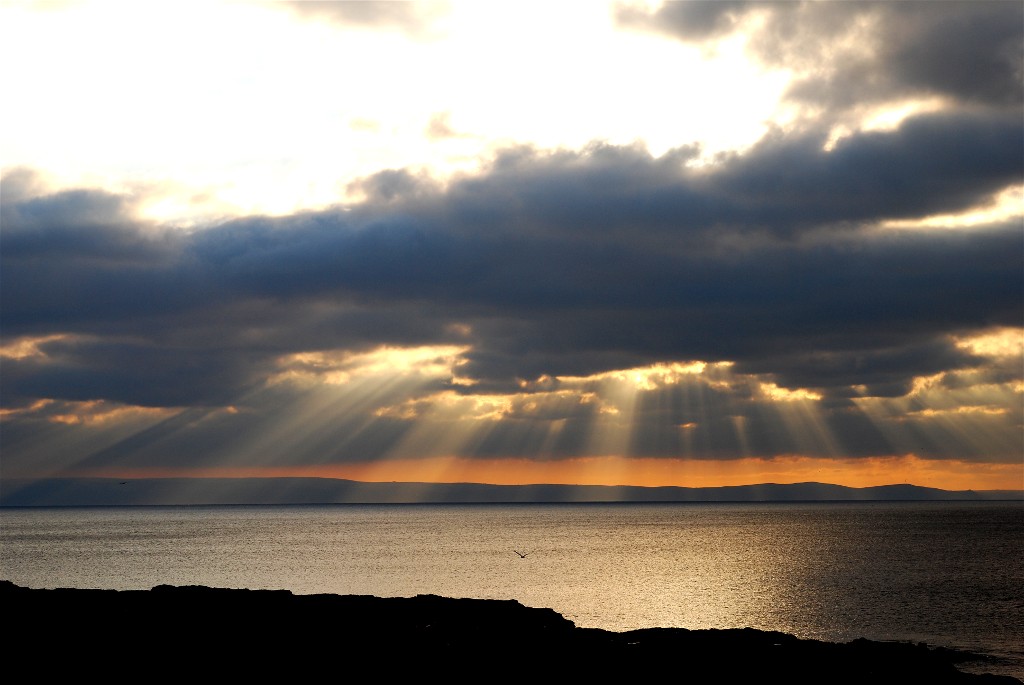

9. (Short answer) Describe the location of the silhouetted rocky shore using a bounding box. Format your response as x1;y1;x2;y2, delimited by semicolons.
3;580;1019;684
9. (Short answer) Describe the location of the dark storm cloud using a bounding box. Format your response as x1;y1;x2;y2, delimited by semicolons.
1;337;269;407
709;111;1022;233
443;219;1019;396
615;1;1024;112
365;110;1019;242
2;101;1020;413
732;339;989;400
1;186;163;261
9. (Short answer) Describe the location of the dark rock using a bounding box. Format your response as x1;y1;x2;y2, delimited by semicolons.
2;580;1018;684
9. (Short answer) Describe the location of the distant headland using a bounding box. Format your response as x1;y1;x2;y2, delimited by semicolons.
1;477;1021;507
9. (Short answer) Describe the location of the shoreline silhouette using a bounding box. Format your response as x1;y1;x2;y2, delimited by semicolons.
2;580;1018;683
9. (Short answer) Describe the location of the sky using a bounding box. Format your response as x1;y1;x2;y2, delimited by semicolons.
1;0;1022;493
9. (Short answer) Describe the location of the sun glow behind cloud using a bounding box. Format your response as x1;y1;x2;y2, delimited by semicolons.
3;314;1021;488
851;328;1024;465
269;345;471;387
0;334;79;361
4;334;1022;489
0;0;791;223
878;185;1023;231
2;1;1021;498
79;454;1022;493
271;341;1018;488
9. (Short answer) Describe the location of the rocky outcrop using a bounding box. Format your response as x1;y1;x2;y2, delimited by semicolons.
2;580;1018;684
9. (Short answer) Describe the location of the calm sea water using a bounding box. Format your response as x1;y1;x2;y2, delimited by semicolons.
1;501;1021;678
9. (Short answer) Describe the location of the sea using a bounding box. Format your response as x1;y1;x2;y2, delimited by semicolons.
1;501;1021;679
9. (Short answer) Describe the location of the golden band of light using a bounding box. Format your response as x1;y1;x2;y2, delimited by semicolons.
79;454;1023;492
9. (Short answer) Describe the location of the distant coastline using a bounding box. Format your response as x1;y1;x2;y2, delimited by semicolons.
1;477;1021;507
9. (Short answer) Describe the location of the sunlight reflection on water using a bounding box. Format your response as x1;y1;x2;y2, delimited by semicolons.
3;502;1022;678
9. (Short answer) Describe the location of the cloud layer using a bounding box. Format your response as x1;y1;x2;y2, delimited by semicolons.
1;1;1021;483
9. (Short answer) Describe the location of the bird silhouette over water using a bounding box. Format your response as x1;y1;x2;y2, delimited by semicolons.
514;550;528;558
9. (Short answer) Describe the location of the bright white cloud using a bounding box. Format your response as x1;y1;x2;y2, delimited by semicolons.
1;0;790;221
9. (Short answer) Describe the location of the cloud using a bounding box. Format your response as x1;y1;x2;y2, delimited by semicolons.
616;1;1024;113
615;0;753;41
2;1;1020;477
425;111;473;141
4;106;1021;409
280;0;451;38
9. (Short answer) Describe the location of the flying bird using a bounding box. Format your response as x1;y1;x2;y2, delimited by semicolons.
514;550;528;558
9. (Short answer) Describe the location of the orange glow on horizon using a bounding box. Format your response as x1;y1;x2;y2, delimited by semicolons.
77;454;1024;491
